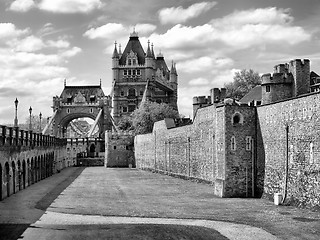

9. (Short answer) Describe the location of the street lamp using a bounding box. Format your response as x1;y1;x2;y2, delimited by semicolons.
29;106;32;131
39;112;42;133
14;98;19;127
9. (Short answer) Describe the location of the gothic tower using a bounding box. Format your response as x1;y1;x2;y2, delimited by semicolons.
111;30;179;122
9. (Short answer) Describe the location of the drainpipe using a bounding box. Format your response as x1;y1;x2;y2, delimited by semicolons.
282;125;289;204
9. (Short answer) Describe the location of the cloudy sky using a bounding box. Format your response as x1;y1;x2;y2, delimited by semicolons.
1;0;320;124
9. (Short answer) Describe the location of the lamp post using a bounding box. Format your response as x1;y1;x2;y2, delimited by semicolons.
29;106;32;131
39;112;42;133
14;98;19;128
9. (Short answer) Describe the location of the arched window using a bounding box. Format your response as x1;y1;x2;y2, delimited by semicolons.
232;112;244;125
128;88;136;97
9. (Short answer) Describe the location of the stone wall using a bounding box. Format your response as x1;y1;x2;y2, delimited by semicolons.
258;92;320;210
135;104;260;197
105;131;135;167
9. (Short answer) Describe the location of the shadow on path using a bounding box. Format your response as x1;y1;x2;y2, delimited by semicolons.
0;167;85;240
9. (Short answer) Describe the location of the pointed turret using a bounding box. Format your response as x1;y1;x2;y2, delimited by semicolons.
151;43;155;59
146;40;152;58
118;43;122;57
170;61;177;76
112;41;119;59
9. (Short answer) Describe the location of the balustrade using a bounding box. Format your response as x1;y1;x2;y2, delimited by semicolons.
0;125;66;148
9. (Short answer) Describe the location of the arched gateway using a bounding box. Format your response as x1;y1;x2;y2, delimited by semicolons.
43;83;113;139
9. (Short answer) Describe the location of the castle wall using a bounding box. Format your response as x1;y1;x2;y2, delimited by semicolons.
135;104;260;197
105;131;135;167
257;92;320;210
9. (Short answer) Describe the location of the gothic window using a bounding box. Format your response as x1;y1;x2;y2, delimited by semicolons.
266;85;271;92
232;112;244;125
137;69;141;75
122;106;128;113
90;108;93;113
120;91;124;97
124;70;127;76
246;136;252;151
139;90;144;96
231;136;236;151
133;70;136;76
66;108;70;113
128;88;136;97
128;69;132;76
113;146;117;150
132;59;136;65
128;59;132;66
128;105;136;112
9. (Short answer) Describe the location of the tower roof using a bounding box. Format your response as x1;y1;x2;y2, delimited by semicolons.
112;41;119;59
119;32;145;65
146;40;153;58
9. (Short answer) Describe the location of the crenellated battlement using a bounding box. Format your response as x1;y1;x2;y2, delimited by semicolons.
261;72;293;85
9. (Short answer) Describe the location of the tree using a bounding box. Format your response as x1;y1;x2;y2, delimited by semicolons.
224;69;261;100
131;101;179;135
20;114;48;132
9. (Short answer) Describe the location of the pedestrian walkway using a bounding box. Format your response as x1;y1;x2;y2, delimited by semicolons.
1;167;320;239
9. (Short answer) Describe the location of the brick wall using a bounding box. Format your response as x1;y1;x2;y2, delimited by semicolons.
258;92;320;210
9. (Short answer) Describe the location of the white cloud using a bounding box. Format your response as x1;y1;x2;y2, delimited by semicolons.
47;39;70;48
9;0;35;12
0;23;82;123
60;46;82;58
179;56;233;74
149;24;214;50
84;23;127;39
189;77;210;86
0;23;29;40
134;24;157;35
210;7;311;48
38;0;103;13
159;2;217;24
15;36;46;52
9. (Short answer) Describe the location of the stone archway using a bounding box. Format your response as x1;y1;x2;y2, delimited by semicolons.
17;160;21;191
12;161;16;194
5;162;10;197
22;160;26;189
48;85;113;139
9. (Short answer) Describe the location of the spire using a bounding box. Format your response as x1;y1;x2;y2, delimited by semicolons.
118;43;122;56
130;27;139;38
151;43;155;59
100;78;102;86
146;40;152;58
64;78;66;87
157;50;163;59
112;41;119;58
171;61;177;75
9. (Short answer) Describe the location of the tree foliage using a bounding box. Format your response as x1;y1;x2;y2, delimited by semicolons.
117;101;179;135
224;69;261;100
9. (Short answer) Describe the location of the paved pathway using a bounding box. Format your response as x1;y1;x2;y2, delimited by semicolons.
1;167;320;239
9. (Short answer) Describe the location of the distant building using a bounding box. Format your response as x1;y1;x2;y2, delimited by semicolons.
111;30;178;122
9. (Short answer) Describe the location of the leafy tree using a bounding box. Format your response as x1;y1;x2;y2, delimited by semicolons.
116;115;134;131
131;101;179;135
20;114;48;132
224;69;261;100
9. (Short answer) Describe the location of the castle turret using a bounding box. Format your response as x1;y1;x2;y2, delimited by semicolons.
261;59;311;105
145;40;154;81
289;59;310;97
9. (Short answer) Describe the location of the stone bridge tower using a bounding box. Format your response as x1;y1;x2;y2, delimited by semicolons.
45;83;113;139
